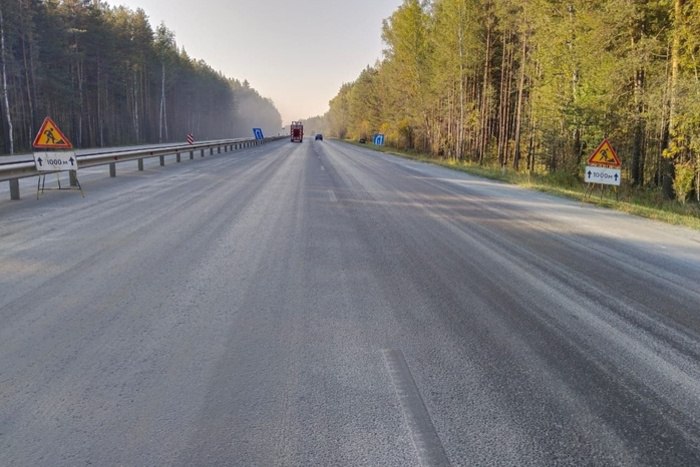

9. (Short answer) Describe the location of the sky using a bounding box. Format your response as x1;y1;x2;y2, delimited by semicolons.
113;0;404;125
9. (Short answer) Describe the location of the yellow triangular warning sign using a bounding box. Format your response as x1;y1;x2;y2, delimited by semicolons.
33;117;73;149
587;138;621;168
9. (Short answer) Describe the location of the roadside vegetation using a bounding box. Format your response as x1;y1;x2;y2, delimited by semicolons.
0;1;281;155
319;0;700;222
348;139;700;231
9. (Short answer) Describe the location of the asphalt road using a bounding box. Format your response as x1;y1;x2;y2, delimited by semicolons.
1;139;700;466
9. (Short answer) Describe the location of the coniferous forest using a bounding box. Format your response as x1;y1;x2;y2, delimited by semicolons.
0;0;282;155
327;0;700;200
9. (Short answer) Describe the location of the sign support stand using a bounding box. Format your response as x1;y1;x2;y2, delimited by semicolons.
36;170;84;199
584;182;618;201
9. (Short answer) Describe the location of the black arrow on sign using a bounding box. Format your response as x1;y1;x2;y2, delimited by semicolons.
587;170;592;179
37;157;43;167
614;173;619;181
69;157;75;166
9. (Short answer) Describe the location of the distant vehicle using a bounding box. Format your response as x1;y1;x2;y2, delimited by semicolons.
315;134;323;141
290;121;303;143
359;138;366;144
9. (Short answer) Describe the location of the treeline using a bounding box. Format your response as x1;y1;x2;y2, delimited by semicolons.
0;0;281;154
327;0;700;200
301;114;326;136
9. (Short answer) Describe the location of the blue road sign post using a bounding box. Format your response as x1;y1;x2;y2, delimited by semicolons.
253;128;264;140
373;134;385;146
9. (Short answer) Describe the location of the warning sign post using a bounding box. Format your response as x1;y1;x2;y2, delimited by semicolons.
584;138;622;200
32;116;83;198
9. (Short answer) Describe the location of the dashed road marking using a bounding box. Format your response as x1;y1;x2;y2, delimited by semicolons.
382;348;451;467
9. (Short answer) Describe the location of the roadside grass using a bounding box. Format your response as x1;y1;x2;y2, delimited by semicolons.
344;140;700;231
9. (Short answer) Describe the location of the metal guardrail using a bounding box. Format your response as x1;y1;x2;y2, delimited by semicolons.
0;136;285;200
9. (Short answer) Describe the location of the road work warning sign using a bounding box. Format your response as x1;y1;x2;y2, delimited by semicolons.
33;117;73;149
587;138;621;168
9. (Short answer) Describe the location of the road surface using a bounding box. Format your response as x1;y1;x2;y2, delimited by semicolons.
1;139;700;465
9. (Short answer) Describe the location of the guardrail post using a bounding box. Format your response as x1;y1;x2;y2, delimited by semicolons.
9;179;20;200
138;159;144;171
189;151;194;160
210;148;213;155
217;146;221;154
176;152;181;163
160;155;165;166
201;149;205;158
109;163;116;177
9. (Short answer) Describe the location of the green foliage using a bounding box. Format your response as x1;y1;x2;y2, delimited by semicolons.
325;0;699;196
0;1;280;153
673;161;695;204
328;83;352;139
380;0;432;150
348;66;383;139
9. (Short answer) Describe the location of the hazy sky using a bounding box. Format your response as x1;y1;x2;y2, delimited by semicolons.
113;0;403;125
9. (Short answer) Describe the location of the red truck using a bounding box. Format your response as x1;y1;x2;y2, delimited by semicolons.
290;121;303;143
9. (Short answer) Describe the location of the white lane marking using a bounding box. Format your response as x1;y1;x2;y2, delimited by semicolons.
382;349;451;467
328;190;337;203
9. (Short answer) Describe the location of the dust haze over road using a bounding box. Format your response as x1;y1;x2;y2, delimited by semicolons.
1;140;700;465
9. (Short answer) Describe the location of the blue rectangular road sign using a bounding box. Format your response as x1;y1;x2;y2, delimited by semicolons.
373;134;385;146
253;128;264;140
